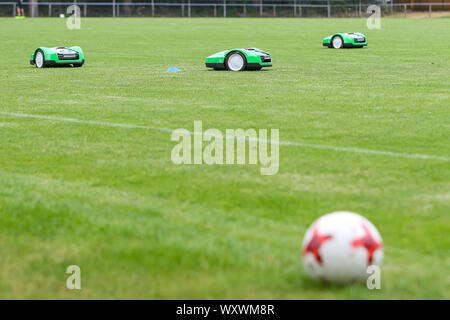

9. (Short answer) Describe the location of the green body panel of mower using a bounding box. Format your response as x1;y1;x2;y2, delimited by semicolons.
30;46;85;68
323;33;368;49
205;48;272;71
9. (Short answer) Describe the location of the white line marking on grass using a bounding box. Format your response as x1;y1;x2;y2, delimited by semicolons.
0;112;173;133
1;112;449;162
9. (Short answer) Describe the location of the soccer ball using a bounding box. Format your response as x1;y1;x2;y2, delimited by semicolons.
302;211;383;284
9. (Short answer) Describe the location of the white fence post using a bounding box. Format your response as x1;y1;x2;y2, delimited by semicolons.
152;0;155;17
112;0;115;17
404;4;407;17
48;3;51;17
429;4;431;18
214;4;217;17
30;0;38;17
13;3;15;16
273;5;276;17
260;0;263;17
243;3;246;17
224;0;226;18
84;3;87;17
188;0;191;17
327;1;331;18
293;0;296;17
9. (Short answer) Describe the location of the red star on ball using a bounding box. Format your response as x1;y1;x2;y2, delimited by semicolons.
352;223;382;265
303;225;333;265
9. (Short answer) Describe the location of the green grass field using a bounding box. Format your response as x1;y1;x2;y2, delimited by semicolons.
0;17;449;299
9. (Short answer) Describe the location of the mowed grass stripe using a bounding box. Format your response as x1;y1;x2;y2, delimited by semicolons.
2;111;449;162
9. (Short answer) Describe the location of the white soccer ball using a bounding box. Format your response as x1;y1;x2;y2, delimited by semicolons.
59;14;65;18
302;211;383;284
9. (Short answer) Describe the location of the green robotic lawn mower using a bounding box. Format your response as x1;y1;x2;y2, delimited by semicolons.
323;33;368;49
205;48;272;71
30;46;85;68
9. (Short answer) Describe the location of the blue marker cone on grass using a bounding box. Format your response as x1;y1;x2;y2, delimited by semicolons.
167;67;181;72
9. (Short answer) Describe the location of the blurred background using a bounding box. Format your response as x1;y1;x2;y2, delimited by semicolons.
2;0;450;18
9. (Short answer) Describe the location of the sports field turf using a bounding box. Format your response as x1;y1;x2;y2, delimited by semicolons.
0;17;449;299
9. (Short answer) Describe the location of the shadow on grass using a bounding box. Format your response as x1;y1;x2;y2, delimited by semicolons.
204;69;273;72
